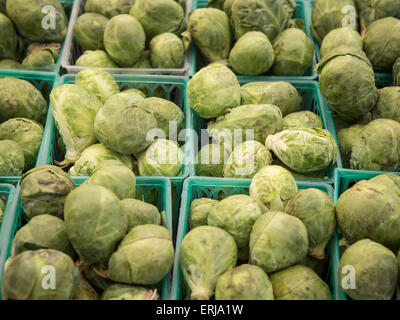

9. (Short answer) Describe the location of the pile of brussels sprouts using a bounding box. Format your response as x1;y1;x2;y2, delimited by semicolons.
189;0;314;76
179;166;335;300
72;0;188;70
189;63;338;179
2;165;174;300
0;0;68;70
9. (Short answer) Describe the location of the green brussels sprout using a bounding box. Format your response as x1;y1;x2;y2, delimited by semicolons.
223;141;272;178
282;111;323;130
65;184;128;264
50;84;103;164
180;226;238;300
266;128;338;173
101;284;158;300
94;93;158;155
120;198;161;229
22;50;56;68
337;124;363;168
0;140;24;176
339;239;398;300
208;195;263;259
188;8;231;62
356;0;400;32
249;165;298;212
311;0;358;44
271;28;314;76
109;224;174;285
129;0;185;40
188;63;240;119
270;265;332;300
145;97;184;139
83;266;114;292
73;276;99;300
272;157;327;179
285;189;335;259
215;264;274;300
316;46;378;122
230;0;290;41
364;17;400;72
372;87;400;122
1;249;80;300
240;82;302;116
85;0;135;18
104;14;146;67
73;13;109;51
11;214;75;258
0;59;23;69
320;28;363;58
130;50;152;68
249;211;308;273
299;255;327;278
150;33;184;69
76;50;119;68
229;31;274;75
197;143;229;177
0;77;47;124
0;13;18;59
123;88;147;98
189;198;218;229
208;104;283;149
6;0;68;43
137;139;184;177
350;119;400;171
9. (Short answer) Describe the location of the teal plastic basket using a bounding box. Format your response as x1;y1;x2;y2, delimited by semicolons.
0;0;74;76
170;177;344;300
0;176;173;300
0;184;18;256
0;72;59;184
190;79;339;184
189;0;318;80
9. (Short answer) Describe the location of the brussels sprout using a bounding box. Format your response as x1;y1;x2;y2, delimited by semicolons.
272;157;327;179
11;214;75;258
73;13;109;51
85;0;134;18
240;82;302;116
0;77;47;124
189;198;218;229
271;29;314;76
0;59;23;69
6;0;68;42
123;88;147;98
372;87;400;122
215;264;274;300
137;139;184;177
364;17;400;72
249;211;308;273
282;111;323;130
83;266;114;292
104;14;146;67
188;8;231;62
285;189;335;259
0;13;18;59
339;239;398;300
355;0;400;32
188;63;240;119
73;276;99;300
94;93;158;155
337;124;363;168
394;57;400;86
230;0;290;41
229;31;274;76
129;0;185;40
180;226;237;300
311;0;358;44
76;50;119;68
299;255;327;278
197;143;229;177
50;84;103;164
223;141;272;178
0;140;24;176
149;33;184;69
145;97;184;139
102;284;158;300
130;50;152;68
109;224;174;285
120;198;161;229
22;50;56;68
316;46;378;122
65;184;128;264
27;42;61;57
270;265;332;300
208;195;263;259
320;28;363;58
350;119;400;171
223;0;235;16
1;249;80;300
266;128;338;173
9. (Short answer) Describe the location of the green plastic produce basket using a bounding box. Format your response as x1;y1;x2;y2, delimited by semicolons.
189;0;318;80
0;72;59;185
0;184;18;256
170;177;344;300
189;79;339;184
0;176;173;300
